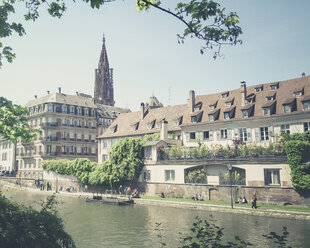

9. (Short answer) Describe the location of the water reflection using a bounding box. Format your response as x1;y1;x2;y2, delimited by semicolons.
2;189;309;248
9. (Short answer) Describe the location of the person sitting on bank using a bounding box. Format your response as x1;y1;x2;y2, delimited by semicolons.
132;188;140;198
160;192;165;198
242;196;248;204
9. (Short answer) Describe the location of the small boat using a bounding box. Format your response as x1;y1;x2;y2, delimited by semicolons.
102;196;134;206
85;194;103;203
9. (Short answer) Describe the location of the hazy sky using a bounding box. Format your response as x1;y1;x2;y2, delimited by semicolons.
1;0;310;111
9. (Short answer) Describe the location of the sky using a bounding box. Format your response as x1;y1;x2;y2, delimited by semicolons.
1;0;310;111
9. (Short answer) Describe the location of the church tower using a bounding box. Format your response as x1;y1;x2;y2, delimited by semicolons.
94;34;115;106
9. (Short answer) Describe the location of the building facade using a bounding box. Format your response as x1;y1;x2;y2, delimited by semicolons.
97;75;310;188
15;35;129;179
0;137;15;173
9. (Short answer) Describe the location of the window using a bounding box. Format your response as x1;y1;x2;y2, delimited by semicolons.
224;112;230;120
209;105;215;110
102;154;108;161
270;85;278;90
255;86;262;92
263;108;270;116
144;147;152;160
62;105;67;113
295;91;302;97
266;96;274;102
165;170;175;182
283;105;291;113
203;131;210;140
70;106;75;113
260;127;269;141
264;169;280;185
156;122;162;128
220;129;227;139
303;122;310;132
225;102;232;108
303;102;309;111
62;118;67;126
62;146;66;154
209;115;214;121
281;124;290;134
242;110;248;118
221;92;228;98
143;170;151;181
239;128;248;142
77;119;81;127
48;104;53;112
111;125;117;133
46;145;52;154
189;132;196;140
77;108;82;115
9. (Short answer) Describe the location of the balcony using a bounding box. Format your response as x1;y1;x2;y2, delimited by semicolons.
62;138;67;141
69;138;75;141
45;137;57;141
91;126;96;129
70;124;75;127
45;152;57;156
77;125;82;128
41;122;58;128
77;139;82;142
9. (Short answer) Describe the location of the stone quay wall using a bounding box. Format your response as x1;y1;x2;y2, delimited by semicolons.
142;183;310;207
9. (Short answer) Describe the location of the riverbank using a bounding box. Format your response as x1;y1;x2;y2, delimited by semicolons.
1;180;309;221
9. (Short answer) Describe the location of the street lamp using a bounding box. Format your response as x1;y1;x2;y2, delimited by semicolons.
227;163;233;209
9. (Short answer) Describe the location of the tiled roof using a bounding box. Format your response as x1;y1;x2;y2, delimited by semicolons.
98;104;187;138
182;75;310;125
99;75;310;139
26;92;97;108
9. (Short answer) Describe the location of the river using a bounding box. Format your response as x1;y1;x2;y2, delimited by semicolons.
2;188;310;247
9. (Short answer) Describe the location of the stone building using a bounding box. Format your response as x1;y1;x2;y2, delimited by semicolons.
15;35;129;179
97;74;310;190
0;137;16;173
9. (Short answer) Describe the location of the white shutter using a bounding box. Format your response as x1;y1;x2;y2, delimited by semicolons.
209;131;214;141
186;132;190;142
268;126;274;137
247;128;252;142
255;128;261;142
234;128;239;139
227;129;232;140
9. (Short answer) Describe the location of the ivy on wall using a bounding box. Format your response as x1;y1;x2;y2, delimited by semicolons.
42;138;144;187
283;131;310;190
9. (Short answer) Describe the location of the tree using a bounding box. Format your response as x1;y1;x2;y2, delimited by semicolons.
0;193;76;248
0;0;242;67
0;96;40;141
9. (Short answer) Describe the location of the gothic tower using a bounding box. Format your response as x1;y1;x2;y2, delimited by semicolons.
94;34;115;106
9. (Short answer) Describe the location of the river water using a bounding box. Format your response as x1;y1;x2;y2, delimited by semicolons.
2;189;310;248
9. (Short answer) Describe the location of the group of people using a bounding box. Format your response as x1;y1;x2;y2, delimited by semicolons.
192;194;203;201
236;196;248;204
38;181;52;191
119;185;140;199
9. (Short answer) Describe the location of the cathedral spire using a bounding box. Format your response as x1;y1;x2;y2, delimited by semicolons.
94;34;115;106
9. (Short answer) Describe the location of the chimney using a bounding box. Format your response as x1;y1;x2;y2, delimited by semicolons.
302;72;306;77
188;90;195;112
34;95;37;99
58;87;61;93
47;90;50;94
141;102;145;119
160;120;168;141
240;81;247;106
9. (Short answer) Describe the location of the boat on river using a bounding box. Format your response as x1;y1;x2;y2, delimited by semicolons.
102;196;134;206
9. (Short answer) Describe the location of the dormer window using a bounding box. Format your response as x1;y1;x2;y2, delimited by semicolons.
255;85;263;92
174;116;183;126
294;87;304;98
111;125;118;133
283;104;291;113
225;102;232;107
191;111;203;123
156;122;162;128
270;83;279;91
131;122;139;131
147;120;156;130
242;110;249;118
223;106;235;120
245;94;256;104
266;93;276;102
263;107;270;116
221;92;229;98
303;102;309;110
209;115;214;121
282;98;296;113
194;102;202;112
209;105;215;110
